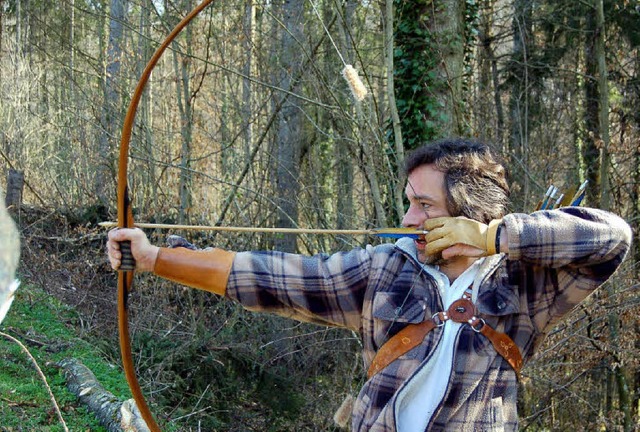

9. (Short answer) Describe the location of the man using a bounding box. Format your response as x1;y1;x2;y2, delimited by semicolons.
107;138;632;431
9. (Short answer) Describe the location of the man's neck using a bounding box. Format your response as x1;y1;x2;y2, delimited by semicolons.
438;257;479;283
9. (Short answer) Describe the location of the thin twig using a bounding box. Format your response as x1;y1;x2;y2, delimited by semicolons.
0;331;69;432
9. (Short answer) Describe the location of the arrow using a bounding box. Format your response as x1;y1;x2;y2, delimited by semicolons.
99;222;427;239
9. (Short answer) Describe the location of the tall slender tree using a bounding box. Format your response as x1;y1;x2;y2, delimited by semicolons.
172;0;196;224
273;0;305;253
98;0;128;206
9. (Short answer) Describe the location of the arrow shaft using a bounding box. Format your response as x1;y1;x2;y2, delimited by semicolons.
99;221;425;238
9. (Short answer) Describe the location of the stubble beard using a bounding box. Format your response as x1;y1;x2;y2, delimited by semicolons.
419;250;446;266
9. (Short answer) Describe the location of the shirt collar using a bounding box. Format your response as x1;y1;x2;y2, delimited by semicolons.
394;237;486;281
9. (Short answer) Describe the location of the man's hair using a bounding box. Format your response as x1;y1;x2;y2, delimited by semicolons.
404;138;510;223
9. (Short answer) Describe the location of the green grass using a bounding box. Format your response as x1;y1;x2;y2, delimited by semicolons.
0;284;131;431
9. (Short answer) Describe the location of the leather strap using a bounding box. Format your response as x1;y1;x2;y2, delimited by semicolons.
367;292;522;379
367;319;437;379
470;317;523;379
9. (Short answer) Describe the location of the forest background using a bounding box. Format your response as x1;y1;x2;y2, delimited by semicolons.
1;0;639;430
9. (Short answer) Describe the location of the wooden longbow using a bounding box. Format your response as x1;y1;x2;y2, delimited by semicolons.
117;1;215;429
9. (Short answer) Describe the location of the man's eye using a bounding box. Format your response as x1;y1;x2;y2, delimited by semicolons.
420;203;431;210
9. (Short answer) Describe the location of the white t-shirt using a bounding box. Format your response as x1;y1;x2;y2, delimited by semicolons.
395;258;484;432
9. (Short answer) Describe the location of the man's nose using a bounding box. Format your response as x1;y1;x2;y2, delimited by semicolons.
402;205;426;227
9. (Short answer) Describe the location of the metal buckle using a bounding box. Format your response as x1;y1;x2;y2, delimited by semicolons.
470;317;485;333
432;312;447;327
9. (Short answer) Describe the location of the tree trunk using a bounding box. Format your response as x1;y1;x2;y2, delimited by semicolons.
582;9;601;206
172;9;195;224
273;0;304;253
634;56;640;358
478;0;505;148
384;0;405;222
138;1;157;212
334;0;355;232
5;169;24;210
392;0;467;148
98;0;128;207
594;2;632;430
427;0;466;136
69;0;75;103
509;0;533;209
15;0;20;57
595;0;610;210
242;0;254;158
0;0;3;73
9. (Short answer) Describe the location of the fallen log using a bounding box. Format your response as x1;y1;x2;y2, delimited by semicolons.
56;358;151;432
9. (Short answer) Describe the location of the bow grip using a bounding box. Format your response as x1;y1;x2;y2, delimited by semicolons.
119;240;136;271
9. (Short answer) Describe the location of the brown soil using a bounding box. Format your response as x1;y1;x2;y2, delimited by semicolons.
13;205;118;339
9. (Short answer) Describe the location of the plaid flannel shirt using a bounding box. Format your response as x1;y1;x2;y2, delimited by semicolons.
225;207;631;431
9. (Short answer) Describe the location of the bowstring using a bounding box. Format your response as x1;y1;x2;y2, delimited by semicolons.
380;179;433;342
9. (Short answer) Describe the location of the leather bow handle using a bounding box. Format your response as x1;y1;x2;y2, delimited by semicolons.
117;1;214;430
118;241;136;271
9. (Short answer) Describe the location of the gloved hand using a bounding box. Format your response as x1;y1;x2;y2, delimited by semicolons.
423;217;503;258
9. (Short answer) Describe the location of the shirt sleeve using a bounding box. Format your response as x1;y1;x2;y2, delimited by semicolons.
503;206;632;333
225;245;379;332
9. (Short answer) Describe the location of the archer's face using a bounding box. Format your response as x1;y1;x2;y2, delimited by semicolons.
401;164;451;263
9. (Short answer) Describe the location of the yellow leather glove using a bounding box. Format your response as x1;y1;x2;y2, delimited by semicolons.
423;217;503;256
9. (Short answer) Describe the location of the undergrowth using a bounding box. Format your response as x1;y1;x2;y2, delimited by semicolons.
9;207;363;431
0;283;130;431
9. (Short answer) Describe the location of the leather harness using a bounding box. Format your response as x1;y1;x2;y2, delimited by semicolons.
367;288;523;380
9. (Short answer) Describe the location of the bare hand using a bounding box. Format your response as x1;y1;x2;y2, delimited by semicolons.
107;228;159;272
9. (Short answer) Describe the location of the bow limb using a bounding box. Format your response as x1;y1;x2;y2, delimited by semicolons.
117;1;214;430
